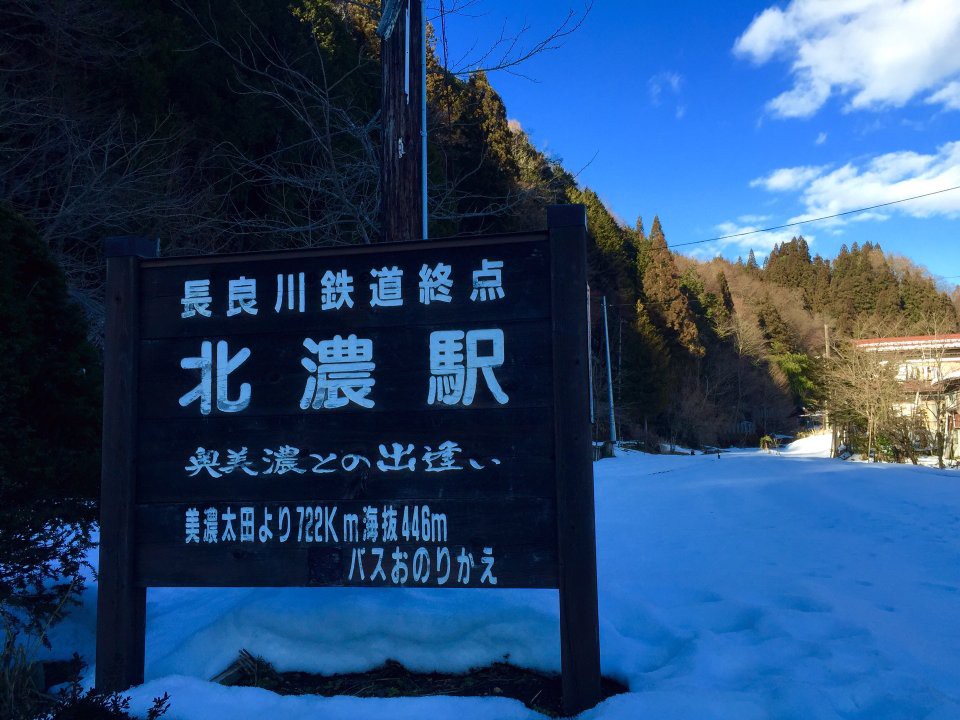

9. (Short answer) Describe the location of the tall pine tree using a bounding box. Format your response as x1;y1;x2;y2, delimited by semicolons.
642;216;704;356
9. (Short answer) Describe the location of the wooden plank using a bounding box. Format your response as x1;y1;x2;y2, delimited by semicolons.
139;237;550;339
141;232;546;267
135;498;557;588
548;205;602;715
136;498;555;545
136;408;555;504
136;542;557;588
95;239;155;692
137;320;553;418
140;239;547;295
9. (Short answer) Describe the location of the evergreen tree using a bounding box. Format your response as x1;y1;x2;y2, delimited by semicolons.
756;298;797;353
870;250;902;321
765;236;813;292
717;270;735;315
0;206;99;636
642;217;704;356
632;216;651;283
808;256;832;313
626;301;672;418
900;271;960;331
635;216;646;241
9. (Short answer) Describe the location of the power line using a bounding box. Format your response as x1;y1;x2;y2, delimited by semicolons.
669;185;960;249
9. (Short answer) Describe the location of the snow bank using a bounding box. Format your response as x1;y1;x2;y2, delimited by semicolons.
782;431;832;457
126;675;542;720
43;448;960;718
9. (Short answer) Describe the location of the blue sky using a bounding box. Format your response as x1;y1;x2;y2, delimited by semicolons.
438;0;960;289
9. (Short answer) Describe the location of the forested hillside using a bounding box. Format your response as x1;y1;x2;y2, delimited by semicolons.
3;0;958;458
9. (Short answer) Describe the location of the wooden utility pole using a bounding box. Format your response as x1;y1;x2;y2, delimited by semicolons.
378;0;425;242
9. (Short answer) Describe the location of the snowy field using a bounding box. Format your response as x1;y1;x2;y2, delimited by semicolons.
45;433;960;718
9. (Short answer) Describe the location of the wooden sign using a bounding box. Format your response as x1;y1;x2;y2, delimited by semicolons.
96;205;600;714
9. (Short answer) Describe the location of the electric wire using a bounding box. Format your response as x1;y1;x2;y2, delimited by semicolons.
669;185;960;249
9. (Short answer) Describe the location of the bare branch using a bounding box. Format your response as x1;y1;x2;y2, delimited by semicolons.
170;0;381;246
430;1;592;77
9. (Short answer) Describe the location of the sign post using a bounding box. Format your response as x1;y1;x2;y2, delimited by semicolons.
96;206;600;715
548;206;601;714
96;236;156;691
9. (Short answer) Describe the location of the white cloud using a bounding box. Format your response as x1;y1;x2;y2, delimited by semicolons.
648;72;682;105
750;165;828;191
649;72;685;118
737;214;772;224
703;140;960;259
757;141;960;224
815;132;827;145
927;81;960;110
734;0;960;117
686;222;812;261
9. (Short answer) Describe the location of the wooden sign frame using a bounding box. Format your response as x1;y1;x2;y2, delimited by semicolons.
96;205;600;715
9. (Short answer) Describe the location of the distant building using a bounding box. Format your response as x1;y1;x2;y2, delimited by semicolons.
855;334;960;458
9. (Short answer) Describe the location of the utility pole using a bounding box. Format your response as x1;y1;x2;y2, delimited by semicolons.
602;296;617;448
378;0;426;242
587;284;594;427
617;314;623;409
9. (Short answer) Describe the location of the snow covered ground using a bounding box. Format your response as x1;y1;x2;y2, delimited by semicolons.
44;433;960;718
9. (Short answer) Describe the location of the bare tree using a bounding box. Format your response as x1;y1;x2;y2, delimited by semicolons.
3;0;591;336
0;0;216;340
884;408;928;465
179;0;594;243
329;0;592;79
173;1;383;246
723;310;765;433
426;136;552;233
827;342;902;461
667;370;722;449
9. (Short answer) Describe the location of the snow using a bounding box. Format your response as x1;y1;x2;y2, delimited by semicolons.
782;431;832;457
126;676;543;720
43;440;960;718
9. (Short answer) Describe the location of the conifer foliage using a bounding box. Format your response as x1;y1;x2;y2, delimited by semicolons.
0;206;99;637
642;218;704;357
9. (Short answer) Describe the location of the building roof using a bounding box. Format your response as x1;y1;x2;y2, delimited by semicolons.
855;333;960;351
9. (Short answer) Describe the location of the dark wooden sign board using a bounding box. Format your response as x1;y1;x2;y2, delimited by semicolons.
96;205;600;715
